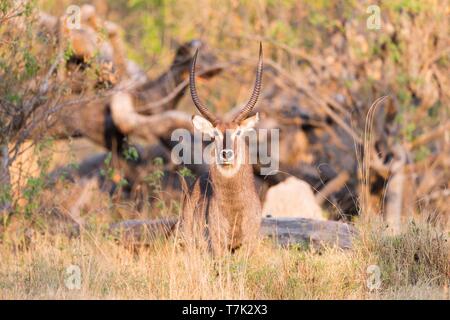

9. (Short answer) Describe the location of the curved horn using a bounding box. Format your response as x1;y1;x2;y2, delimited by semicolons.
233;42;263;123
190;49;218;125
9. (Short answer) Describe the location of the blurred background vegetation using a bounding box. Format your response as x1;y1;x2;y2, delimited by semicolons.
1;0;448;221
33;0;448;133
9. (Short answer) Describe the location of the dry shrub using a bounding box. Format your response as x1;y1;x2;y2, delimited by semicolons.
358;221;449;289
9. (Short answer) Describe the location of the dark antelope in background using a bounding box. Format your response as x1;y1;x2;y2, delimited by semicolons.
180;43;264;256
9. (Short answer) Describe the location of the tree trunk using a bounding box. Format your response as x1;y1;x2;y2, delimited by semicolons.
0;144;12;217
384;144;407;235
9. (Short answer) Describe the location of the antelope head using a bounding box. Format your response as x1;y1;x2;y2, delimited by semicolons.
190;43;263;176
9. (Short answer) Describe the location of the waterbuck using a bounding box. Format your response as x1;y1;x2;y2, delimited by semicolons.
180;43;263;256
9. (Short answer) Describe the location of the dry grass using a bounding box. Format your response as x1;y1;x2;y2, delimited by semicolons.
0;219;448;299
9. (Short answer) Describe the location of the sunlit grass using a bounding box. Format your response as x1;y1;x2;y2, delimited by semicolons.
0;220;448;299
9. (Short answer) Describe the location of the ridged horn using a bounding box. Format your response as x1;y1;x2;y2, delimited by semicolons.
233;42;263;123
189;49;218;125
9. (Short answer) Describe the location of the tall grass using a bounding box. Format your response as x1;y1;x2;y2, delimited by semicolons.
0;219;448;299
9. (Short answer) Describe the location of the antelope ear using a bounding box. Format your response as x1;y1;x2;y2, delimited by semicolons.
239;113;259;131
192;115;215;135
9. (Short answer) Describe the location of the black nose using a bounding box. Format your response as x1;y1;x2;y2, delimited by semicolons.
220;149;234;160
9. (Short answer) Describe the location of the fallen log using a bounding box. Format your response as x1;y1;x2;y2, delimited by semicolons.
261;217;355;249
109;217;356;249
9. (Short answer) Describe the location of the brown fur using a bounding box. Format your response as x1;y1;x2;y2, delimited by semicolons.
178;43;264;256
180;123;262;256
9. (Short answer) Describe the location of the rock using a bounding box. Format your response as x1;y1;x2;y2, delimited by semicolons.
262;177;325;220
